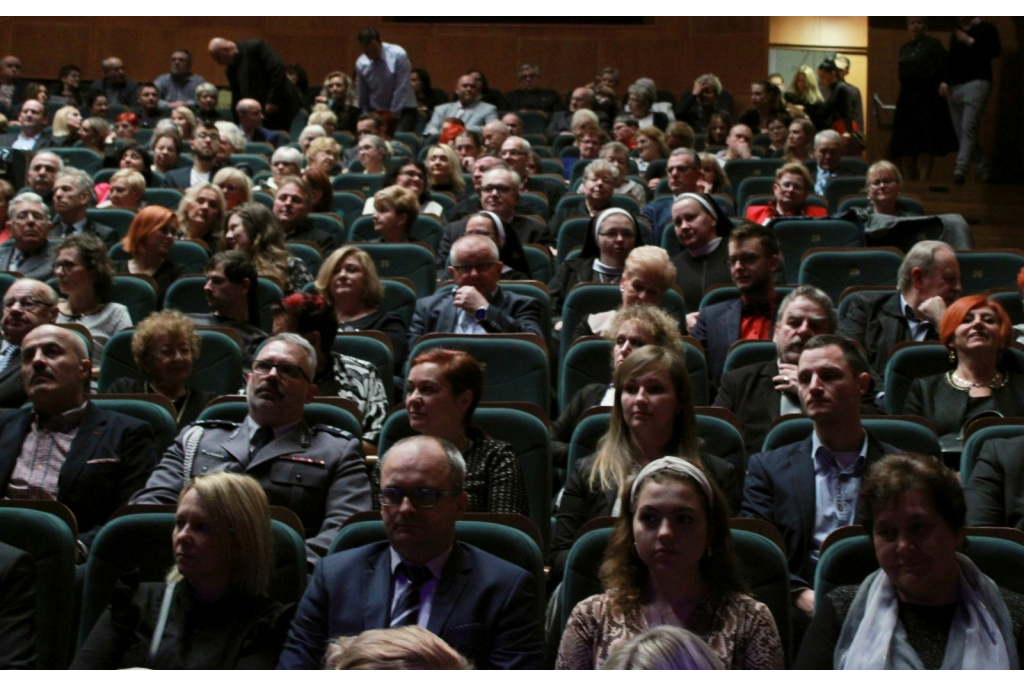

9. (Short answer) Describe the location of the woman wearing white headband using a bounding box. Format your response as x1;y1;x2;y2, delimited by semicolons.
464;211;532;280
548;206;641;315
557;455;783;670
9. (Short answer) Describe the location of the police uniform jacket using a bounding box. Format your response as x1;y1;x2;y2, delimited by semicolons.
131;418;371;567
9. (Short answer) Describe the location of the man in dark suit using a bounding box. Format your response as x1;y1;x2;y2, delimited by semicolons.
87;56;139;107
0;193;56;280
504;63;561;114
691;222;782;387
715;285;837;455
966;435;1024;529
162;119;224;190
0;55;26;118
741;334;899;633
0;279;58;408
0;540;35;669
438;166;551;271
52;169;118;248
837;240;961;382
207;37;301;132
0;325;157;550
409;234;544;351
277;435;543;669
0;99;54;151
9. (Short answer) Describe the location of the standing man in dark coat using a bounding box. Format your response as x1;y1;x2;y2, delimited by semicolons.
208;37;301;131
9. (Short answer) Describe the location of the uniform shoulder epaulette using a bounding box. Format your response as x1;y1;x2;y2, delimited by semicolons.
192;419;240;429
311;423;355;439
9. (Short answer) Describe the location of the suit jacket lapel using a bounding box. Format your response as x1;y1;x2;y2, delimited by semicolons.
427;543;470;634
0;409;32;488
365;545;392;629
58;403;106;495
726;299;742;340
756;360;783;424
880;293;911;344
438;292;459;333
789;436;818;541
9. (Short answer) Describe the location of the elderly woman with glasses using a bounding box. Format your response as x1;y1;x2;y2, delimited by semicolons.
106;311;215;427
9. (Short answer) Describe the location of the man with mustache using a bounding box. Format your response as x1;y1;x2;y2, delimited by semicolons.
132;332;371;568
0;279;58;408
0;324;157;555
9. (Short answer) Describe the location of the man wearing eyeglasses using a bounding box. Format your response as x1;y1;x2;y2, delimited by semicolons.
278;435;543;669
133;332;371;568
409;234;544;350
161;119;225;190
640;147;701;245
0;279;58;408
0;193;55;280
691;222;782;388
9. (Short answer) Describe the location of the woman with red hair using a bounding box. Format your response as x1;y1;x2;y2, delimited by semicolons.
114;205;183;307
904;294;1024;442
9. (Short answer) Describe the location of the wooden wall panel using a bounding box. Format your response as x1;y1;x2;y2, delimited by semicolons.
0;16;769;112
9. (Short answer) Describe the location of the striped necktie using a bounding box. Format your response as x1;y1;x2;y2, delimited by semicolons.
0;345;18;374
390;563;433;627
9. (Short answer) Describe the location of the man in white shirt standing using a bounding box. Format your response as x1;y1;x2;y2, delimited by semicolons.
355;28;417;133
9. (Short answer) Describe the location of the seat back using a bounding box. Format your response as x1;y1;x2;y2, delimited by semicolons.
329;520;545;617
803;157;869;177
736;176;776;216
822;176;867;212
332;192;365;229
518;192;550;220
307;214;346;251
48;147;103;174
724;158;783;197
347;215;442;252
92;397;180;456
0;508;77;668
762;415;942;459
523;245;553;284
286;242;323;274
882;342;950;415
836;286;897;321
722;340;777;376
110;275;157;324
333;331;395;406
559;338;611;413
773;219;864;283
406;335;549;411
379;406;552;550
797;247;904;303
79;513;307;648
331;173;384;196
229;153;271;173
960;420;1024;481
815;532;1024;610
86;208;136;239
696;409;748;474
836;195;925;216
957;250;1024;295
987;288;1024;327
380;278;418;328
143;188;184;211
359;243;436;296
699;285;795;311
97;328;244;398
163;276;284;333
169;240;211;274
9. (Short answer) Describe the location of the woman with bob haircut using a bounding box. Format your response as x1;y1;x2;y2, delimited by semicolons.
351;134;389;175
395;348;528;516
151;131;183;175
98;169;146;211
602;625;725;670
214;166;253;211
51;104;82;146
325;625;471;670
550;346;740;580
306;136;342;177
177;181;227;252
363;157;443;217
171;105;196;142
904;294;1024;443
71;472;294;669
221;201;311;294
106;310;215;426
796;452;1024;669
114;205;183;305
316;245;407;368
557;456;783;669
54;233;132;369
367;185;419;243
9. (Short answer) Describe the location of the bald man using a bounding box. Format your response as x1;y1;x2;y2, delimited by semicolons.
0;324;157;550
208;36;301;130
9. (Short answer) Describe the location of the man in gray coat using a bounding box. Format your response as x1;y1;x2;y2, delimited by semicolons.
0;193;55;280
131;333;372;567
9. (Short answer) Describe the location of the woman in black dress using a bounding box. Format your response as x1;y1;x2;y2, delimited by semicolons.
890;17;958;181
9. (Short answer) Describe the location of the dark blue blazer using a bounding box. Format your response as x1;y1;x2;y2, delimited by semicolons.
0;402;157;546
160;163;226;190
692;297;771;387
739;432;899;589
407;286;545;351
277;541;543;670
641;195;674;245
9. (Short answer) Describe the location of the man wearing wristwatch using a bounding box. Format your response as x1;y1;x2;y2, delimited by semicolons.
407;234;545;349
